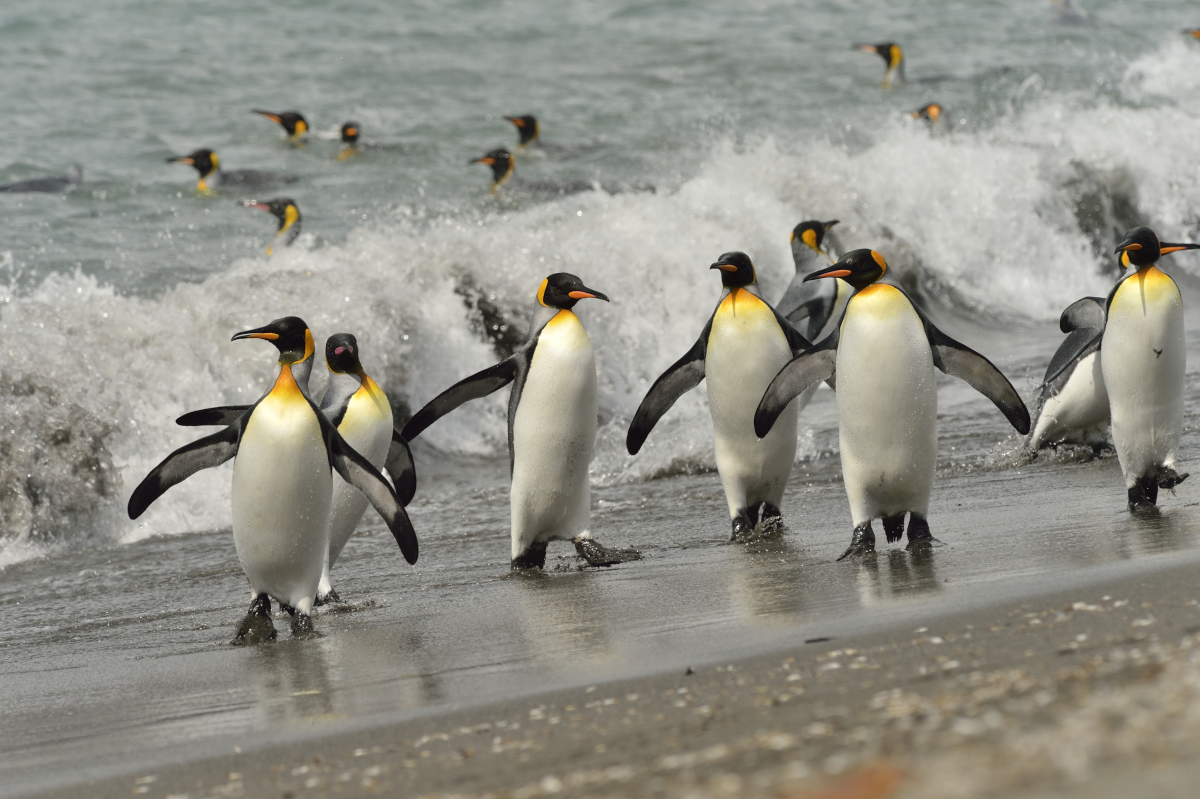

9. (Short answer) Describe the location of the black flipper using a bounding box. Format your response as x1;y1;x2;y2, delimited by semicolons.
385;430;417;506
176;405;250;427
325;419;419;564
626;319;712;455
770;306;815;356
128;424;241;519
400;357;519;441
1060;297;1106;333
924;321;1031;435
753;328;839;438
1041;297;1106;387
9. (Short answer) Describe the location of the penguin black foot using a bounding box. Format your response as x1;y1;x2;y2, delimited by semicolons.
905;513;941;553
882;514;905;544
313;589;341;607
279;602;296;617
1128;477;1159;511
757;503;785;536
511;541;549;570
731;512;756;542
290;612;316;638
573;536;643;567
1157;468;1189;491
837;521;876;561
230;594;276;646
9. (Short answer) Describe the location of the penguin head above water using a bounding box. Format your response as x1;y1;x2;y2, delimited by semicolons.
470;148;515;192
244;198;300;234
325;333;364;375
340;121;360;144
253;109;309;140
710;251;759;288
232;316;314;366
912;102;943;123
790;220;839;265
853;42;904;87
536;273;610;309
804;248;887;291
1184;29;1200;40
505;115;540;146
1115;227;1200;268
167;148;219;179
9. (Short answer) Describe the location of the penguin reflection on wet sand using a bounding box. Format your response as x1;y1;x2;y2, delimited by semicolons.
168;149;298;194
128;317;418;642
402;273;639;570
755;249;1030;560
1027;295;1110;454
627;252;814;540
243;198;301;256
1106;227;1199;509
254;109;309;143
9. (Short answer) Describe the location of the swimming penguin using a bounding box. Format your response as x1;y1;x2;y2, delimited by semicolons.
1105;227;1199;508
1027;296;1110;453
128;317;417;642
471;149;516;194
627;252;814;539
853;42;905;88
470;148;649;197
338;121;361;160
254;109;309;143
402;273;634;569
506;115;540;148
912;103;943;124
167;149;297;194
0;165;81;193
754;249;1030;559
243;198;301;256
1185;28;1200;40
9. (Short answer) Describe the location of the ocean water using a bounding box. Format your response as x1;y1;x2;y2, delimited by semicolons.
5;1;1200;789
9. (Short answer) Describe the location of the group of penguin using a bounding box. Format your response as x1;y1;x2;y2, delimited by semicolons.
124;194;1197;643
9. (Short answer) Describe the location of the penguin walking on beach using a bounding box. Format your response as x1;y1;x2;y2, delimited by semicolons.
254;109;309;144
1106;227;1199;508
1027;296;1110;453
243;198;301;256
754;249;1030;560
402;273;634;569
627;252;814;539
168;149;297;194
128;317;417;642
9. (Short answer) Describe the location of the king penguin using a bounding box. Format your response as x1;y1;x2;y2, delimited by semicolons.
1105;227;1199;508
338;121;362;160
254;109;309;143
506;115;540;149
168;149;297;195
754;249;1030;559
244;198;301;256
853;42;905;88
627;252;814;539
1027;295;1110;453
402;273;634;569
128;317;418;643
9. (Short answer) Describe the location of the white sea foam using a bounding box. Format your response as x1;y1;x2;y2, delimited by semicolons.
3;42;1200;566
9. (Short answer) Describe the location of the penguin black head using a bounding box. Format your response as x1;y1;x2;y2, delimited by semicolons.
505;115;540;146
340;121;360;144
912;103;943;123
805;248;887;291
325;333;364;375
1115;227;1200;268
233;316;314;365
710;251;757;288
167;148;218;179
244;198;300;233
470;148;515;190
1184;29;1200;41
537;273;610;309
254;109;308;139
790;220;839;256
853;42;904;86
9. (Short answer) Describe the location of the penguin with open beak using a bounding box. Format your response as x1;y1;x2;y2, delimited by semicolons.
755;249;1029;560
1105;227;1200;508
128;317;417;642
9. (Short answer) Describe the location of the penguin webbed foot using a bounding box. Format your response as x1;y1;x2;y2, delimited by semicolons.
313;589;342;608
290;612;317;638
882;514;905;544
904;513;942;554
731;504;785;542
230;594;276;646
1128;477;1160;511
573;536;642;568
511;541;549;571
837;522;877;561
1157;468;1188;491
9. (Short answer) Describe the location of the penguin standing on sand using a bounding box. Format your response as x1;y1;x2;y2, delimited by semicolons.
128;317;417;642
755;249;1029;559
627;252;813;539
243;198;301;256
1105;227;1198;508
254;109;309;143
402;273;633;569
1027;296;1110;453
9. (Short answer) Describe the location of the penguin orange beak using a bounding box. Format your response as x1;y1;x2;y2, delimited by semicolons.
471;156;496;166
710;262;740;273
244;202;271;212
254;110;283;124
232;325;280;342
505;116;525;128
803;265;852;282
568;288;610;302
1160;243;1200;255
167;155;195;165
853;44;879;54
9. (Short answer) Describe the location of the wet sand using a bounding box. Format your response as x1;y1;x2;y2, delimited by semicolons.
21;533;1200;799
